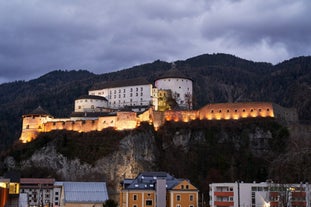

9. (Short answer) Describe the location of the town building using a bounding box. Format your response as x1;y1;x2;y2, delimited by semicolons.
55;181;108;207
209;181;311;207
120;172;199;207
19;178;55;207
1;177;109;207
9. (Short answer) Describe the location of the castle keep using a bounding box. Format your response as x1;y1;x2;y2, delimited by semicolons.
19;69;298;143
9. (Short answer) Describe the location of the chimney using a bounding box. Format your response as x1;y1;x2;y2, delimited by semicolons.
156;178;166;207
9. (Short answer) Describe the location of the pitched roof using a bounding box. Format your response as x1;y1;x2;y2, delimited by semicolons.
91;78;151;90
29;106;52;116
125;172;181;190
75;95;108;101
62;182;108;203
155;64;192;81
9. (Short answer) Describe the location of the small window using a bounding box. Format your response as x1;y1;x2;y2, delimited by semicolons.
211;110;214;113
227;109;230;113
190;195;193;201
146;200;152;205
133;194;137;200
235;109;238;113
177;195;181;201
219;110;222;113
267;108;270;111
242;109;246;112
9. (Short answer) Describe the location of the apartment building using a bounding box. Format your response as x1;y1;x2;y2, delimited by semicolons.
209;182;311;207
120;172;199;207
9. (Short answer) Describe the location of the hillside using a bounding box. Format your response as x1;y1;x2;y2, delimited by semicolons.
1;119;302;198
0;53;310;150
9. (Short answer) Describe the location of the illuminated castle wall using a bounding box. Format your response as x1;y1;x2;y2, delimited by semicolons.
19;102;298;143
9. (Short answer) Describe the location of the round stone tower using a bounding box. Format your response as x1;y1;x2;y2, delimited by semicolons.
154;63;193;110
19;106;53;143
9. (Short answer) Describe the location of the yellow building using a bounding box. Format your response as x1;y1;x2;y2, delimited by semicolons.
120;172;199;207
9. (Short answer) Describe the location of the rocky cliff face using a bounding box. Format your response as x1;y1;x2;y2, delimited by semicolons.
4;119;309;199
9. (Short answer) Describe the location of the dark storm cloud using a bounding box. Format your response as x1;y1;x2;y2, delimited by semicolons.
0;0;310;83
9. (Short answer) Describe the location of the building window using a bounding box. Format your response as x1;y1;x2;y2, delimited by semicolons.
146;200;152;205
177;195;181;201
186;185;189;189
141;87;143;91
190;195;193;201
176;204;181;207
133;194;137;200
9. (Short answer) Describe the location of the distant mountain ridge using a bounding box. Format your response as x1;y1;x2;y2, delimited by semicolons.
0;53;310;150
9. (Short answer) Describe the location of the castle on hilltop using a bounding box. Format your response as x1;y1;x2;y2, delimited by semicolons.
19;67;298;143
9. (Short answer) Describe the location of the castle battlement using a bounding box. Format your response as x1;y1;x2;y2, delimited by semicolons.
19;102;298;143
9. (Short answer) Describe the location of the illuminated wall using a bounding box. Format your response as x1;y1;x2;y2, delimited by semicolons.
19;114;54;143
19;102;298;143
198;102;275;120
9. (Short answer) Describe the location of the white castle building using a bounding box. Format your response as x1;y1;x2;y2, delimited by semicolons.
88;78;153;112
87;67;193;112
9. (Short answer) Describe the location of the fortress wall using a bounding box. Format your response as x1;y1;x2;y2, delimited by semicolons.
115;112;137;130
83;119;98;132
63;121;75;131
152;111;165;130
164;110;197;122
19;102;298;143
19;115;52;143
198;102;274;120
97;116;117;130
272;103;299;123
138;108;154;125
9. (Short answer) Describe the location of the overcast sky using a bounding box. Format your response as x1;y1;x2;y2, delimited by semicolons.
0;0;310;83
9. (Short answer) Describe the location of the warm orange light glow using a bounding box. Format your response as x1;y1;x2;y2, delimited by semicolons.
20;102;286;143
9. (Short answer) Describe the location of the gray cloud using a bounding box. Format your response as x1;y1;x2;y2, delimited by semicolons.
0;0;310;83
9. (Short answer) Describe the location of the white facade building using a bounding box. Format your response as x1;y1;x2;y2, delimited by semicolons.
209;182;311;207
89;78;153;112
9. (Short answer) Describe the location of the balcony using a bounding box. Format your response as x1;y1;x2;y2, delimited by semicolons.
214;192;234;197
214;201;234;206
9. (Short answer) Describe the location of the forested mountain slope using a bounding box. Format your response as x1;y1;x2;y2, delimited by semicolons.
0;53;310;150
